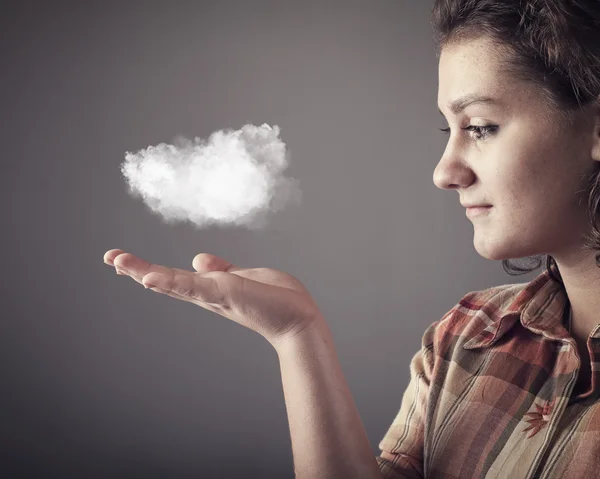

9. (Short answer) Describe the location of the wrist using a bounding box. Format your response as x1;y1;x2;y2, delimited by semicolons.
271;314;330;355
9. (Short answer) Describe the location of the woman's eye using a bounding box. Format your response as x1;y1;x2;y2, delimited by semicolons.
438;125;497;140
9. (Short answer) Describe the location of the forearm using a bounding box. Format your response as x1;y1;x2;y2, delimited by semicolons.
274;319;382;479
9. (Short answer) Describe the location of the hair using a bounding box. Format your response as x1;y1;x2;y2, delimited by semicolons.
431;0;600;287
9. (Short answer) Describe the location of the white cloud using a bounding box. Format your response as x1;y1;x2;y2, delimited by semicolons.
120;123;302;230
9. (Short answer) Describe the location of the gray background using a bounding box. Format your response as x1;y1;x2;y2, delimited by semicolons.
1;1;541;477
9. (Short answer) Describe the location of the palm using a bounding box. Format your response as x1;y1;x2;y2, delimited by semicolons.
103;249;322;345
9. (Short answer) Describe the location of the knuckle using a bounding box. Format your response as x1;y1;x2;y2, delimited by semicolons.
172;277;194;297
199;274;227;305
174;286;194;297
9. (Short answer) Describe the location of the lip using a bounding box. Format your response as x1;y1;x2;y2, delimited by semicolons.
466;206;493;217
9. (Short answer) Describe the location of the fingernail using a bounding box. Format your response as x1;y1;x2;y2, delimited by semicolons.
115;266;126;275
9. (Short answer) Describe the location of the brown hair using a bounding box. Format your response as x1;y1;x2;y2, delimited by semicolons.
431;0;600;286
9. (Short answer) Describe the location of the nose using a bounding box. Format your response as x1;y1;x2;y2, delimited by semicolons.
432;150;476;191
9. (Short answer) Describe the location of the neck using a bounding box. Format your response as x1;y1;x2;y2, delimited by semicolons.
553;248;600;342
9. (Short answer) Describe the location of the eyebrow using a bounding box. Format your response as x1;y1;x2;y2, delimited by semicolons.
438;94;502;117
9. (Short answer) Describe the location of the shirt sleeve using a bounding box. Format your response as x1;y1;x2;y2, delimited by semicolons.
375;321;437;479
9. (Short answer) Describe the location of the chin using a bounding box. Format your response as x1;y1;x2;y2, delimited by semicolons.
476;250;506;261
473;236;536;262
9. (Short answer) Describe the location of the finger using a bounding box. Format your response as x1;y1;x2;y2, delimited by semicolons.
142;271;203;305
105;250;190;281
110;253;216;308
143;270;226;311
192;253;243;274
106;250;228;310
112;252;180;287
103;249;125;266
128;266;194;288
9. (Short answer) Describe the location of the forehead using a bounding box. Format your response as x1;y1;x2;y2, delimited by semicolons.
437;39;512;111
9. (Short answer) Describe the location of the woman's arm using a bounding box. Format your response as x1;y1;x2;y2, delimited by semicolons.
275;318;384;479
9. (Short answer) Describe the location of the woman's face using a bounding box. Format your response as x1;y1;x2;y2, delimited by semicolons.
434;36;598;262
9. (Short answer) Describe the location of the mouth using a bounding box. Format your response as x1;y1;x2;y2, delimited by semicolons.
466;205;493;217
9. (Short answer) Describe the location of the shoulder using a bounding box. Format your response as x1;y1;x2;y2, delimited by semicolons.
421;280;529;353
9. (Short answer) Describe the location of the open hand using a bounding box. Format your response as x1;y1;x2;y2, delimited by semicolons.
103;249;324;348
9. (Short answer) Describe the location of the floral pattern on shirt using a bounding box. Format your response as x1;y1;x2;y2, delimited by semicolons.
522;398;555;438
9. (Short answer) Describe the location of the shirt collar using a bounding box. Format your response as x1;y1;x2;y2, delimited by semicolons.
463;269;571;350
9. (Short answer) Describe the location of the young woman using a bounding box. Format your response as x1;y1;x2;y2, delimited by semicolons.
103;1;600;477
377;1;600;478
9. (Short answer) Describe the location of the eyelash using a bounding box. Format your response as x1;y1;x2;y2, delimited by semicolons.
439;125;498;140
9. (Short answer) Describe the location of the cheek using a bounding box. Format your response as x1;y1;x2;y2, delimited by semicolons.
496;140;564;205
488;157;531;201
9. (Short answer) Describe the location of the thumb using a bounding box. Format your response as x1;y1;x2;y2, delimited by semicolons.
192;253;242;274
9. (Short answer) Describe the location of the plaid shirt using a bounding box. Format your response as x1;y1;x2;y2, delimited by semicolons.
376;269;600;478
